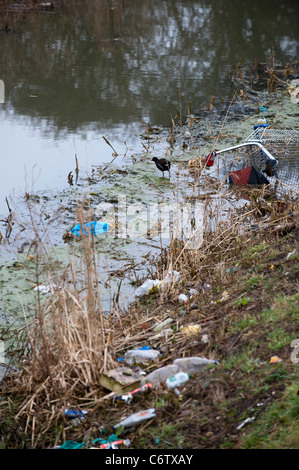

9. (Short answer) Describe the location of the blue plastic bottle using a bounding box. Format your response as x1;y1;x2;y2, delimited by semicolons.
70;221;109;237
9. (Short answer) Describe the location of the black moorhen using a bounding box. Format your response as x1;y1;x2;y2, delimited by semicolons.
152;157;171;178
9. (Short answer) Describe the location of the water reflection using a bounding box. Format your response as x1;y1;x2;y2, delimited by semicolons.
1;0;298;129
0;0;298;213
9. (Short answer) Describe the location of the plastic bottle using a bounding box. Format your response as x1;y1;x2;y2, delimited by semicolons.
113;408;156;429
70;221;109;237
165;372;190;389
124;348;161;365
135;279;161;296
64;408;88;419
113;384;153;404
153;318;173;332
151;328;173;340
139;364;179;388
173;357;218;373
99;439;131;449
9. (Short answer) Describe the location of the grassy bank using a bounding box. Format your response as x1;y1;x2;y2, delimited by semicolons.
124;203;299;449
0;197;298;449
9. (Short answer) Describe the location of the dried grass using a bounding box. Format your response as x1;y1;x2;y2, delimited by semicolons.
1;170;298;447
1;203;119;443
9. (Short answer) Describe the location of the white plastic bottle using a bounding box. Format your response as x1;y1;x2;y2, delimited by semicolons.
139;364;179;388
165;372;190;389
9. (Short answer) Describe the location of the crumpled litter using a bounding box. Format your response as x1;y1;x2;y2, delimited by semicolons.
33;284;58;294
135;270;181;296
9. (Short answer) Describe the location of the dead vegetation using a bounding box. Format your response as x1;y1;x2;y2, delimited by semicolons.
0;43;298;447
0;188;298;448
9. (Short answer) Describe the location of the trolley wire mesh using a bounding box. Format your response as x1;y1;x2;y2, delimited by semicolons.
212;126;299;193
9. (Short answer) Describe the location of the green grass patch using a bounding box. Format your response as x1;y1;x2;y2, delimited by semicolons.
267;328;297;352
234;296;251;308
222;353;262;375
246;275;262;291
240;382;299;449
247;242;269;255
229;314;259;332
260;293;299;325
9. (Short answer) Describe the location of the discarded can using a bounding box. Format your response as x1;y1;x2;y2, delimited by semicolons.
206;151;216;167
113;384;153;404
112;394;132;404
64;408;88;419
114;408;156;429
129;383;153;398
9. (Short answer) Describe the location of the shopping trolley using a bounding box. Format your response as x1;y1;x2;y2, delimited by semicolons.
206;124;299;192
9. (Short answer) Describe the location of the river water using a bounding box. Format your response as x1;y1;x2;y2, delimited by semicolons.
1;0;298;215
0;0;298;322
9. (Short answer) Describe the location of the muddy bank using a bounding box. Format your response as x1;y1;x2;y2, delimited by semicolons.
0;184;298;449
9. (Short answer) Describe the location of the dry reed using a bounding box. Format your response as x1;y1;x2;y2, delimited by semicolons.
1;202;119;443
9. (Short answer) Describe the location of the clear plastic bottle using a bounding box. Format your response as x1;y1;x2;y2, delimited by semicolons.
153;318;173;332
165;372;190;389
139;364;179;388
174;357;218;373
124;348;161;365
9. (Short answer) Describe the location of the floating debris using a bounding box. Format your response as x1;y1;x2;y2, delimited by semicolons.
33;284;58;295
